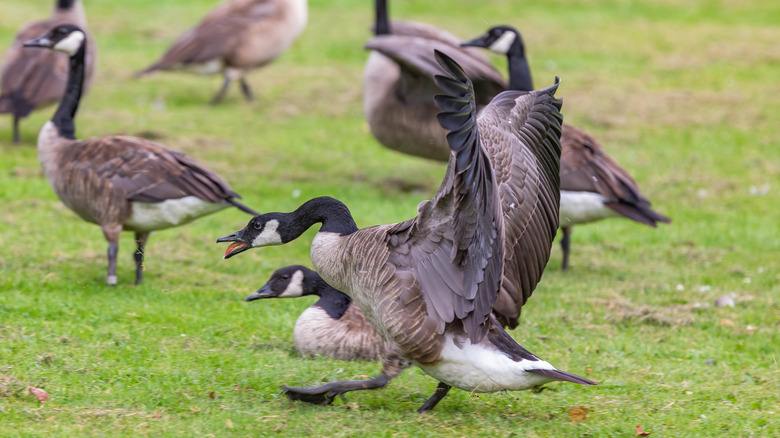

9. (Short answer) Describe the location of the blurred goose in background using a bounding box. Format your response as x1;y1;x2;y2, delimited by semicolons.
248;265;388;362
463;25;671;270
137;0;307;104
24;24;259;286
219;52;595;412
0;0;95;143
363;0;506;161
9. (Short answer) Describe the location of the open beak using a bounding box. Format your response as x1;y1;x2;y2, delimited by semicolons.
217;228;250;259
246;283;275;301
460;34;489;48
23;35;54;49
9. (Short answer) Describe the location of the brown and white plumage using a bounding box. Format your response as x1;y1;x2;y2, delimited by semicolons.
219;52;594;411
463;25;670;270
363;0;506;161
137;0;307;104
25;24;258;285
0;0;95;143
248;265;388;362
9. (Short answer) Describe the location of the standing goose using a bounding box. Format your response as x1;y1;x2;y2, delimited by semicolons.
0;0;95;143
362;0;506;161
24;24;259;286
249;265;388;361
463;25;671;270
219;52;595;412
137;0;308;104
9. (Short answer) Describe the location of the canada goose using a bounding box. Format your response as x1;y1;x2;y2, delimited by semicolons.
137;0;308;104
249;265;387;361
24;24;259;286
219;52;596;412
362;0;506;161
462;25;671;270
0;0;95;143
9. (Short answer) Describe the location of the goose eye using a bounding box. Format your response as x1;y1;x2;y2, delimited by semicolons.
281;275;290;280
253;221;263;230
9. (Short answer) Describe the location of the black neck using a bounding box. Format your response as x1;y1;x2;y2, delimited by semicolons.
506;37;534;92
313;278;353;319
56;0;76;11
374;0;390;35
280;197;358;242
52;44;85;139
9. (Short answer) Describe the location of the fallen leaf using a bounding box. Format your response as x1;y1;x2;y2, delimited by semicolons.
636;424;651;436
585;368;592;375
45;417;55;422
226;419;234;429
359;375;370;379
29;387;50;403
720;319;736;327
568;406;589;421
208;392;217;399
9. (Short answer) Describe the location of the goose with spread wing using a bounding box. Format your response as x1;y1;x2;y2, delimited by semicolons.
219;51;595;411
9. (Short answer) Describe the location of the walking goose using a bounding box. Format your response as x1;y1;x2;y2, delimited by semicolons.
463;25;671;270
24;24;258;286
137;0;308;104
219;52;596;412
0;0;95;143
249;265;388;361
362;0;506;161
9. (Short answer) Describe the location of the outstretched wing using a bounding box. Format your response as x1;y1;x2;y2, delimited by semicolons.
387;51;505;343
477;82;564;328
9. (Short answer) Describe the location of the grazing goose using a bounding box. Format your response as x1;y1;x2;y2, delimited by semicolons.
362;0;506;161
463;25;671;270
137;0;308;104
249;265;387;361
24;24;259;286
219;52;596;412
0;0;95;143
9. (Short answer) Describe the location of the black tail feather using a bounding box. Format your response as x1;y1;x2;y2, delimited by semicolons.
528;368;598;386
227;198;259;216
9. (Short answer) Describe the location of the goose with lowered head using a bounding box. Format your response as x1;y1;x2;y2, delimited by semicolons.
219;52;596;412
24;24;259;285
462;25;671;270
0;0;95;143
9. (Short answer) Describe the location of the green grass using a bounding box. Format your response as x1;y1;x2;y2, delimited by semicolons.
1;0;778;436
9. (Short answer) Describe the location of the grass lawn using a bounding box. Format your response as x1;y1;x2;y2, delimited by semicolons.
1;0;778;436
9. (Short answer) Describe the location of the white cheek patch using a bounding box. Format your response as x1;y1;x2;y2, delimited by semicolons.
53;31;85;56
251;219;283;246
278;270;305;298
488;31;516;54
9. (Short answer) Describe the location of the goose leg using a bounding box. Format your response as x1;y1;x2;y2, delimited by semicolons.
210;76;232;105
134;232;150;285
416;382;451;413
561;226;573;271
283;354;408;406
239;78;254;102
12;114;20;144
101;224;121;286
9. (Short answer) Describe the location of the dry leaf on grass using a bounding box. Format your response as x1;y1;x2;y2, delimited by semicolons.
636;424;652;436
208;391;217;399
568;406;589;421
29;387;50;403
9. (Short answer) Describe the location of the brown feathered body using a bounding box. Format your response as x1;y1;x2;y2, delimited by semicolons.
139;0;307;78
0;1;95;140
363;20;506;161
293;302;388;362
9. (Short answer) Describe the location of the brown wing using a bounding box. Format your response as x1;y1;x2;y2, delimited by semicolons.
560;124;670;226
69;136;240;204
387;51;504;343
140;0;279;71
477;81;564;329
365;34;507;105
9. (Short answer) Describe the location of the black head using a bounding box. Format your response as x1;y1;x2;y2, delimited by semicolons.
461;25;523;55
23;24;86;57
246;265;317;301
217;213;287;259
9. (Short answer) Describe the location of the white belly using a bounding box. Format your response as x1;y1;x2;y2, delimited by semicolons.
124;196;226;232
559;190;617;227
184;59;224;75
416;335;556;393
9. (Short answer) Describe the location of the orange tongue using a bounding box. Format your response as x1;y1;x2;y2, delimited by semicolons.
225;241;247;256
